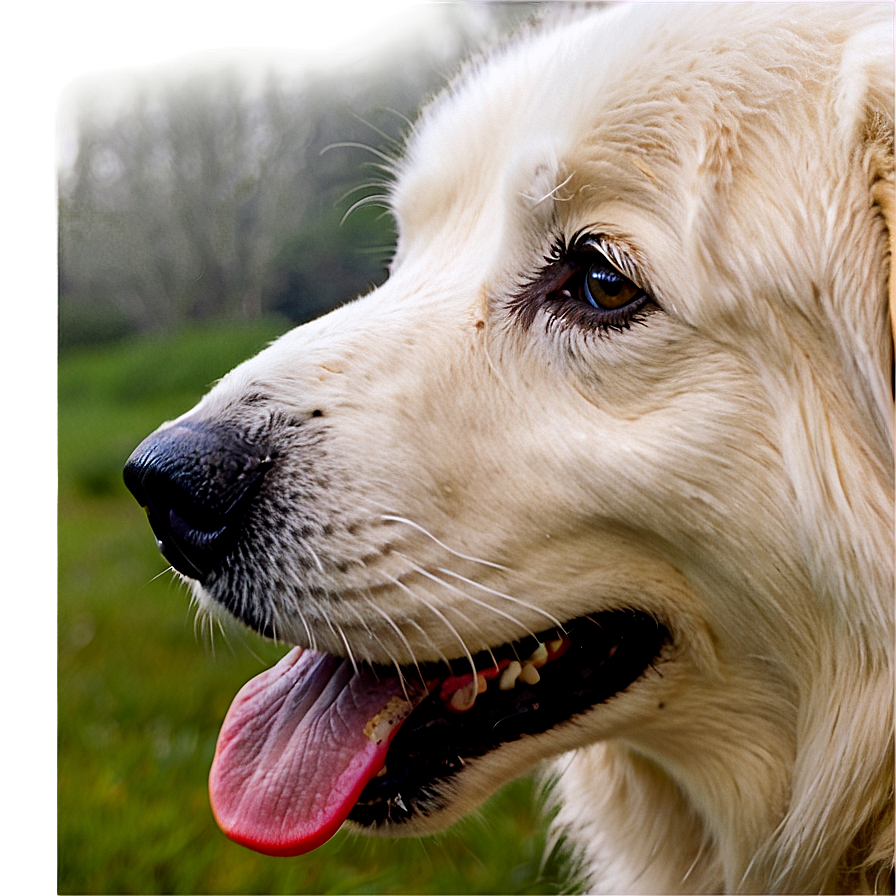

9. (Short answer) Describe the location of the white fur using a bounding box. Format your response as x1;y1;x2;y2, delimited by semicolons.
174;4;894;892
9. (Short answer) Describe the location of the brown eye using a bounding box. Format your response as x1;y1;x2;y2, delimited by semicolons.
582;261;643;310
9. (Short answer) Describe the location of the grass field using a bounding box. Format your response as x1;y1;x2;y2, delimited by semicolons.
58;320;572;895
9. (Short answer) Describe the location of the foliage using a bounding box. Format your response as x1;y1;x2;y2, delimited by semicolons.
58;323;573;894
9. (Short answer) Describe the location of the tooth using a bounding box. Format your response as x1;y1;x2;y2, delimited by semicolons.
448;677;479;712
528;643;548;668
477;673;487;695
499;660;522;690
519;663;540;685
364;695;414;745
547;635;571;661
376;764;388;777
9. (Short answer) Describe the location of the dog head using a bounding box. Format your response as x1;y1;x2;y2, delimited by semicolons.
124;4;894;891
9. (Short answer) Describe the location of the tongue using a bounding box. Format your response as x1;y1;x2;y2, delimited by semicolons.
209;646;419;856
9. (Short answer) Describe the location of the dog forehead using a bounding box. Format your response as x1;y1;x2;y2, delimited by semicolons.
392;6;637;237
391;3;873;248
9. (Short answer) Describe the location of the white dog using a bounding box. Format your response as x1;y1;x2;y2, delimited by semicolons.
124;3;895;892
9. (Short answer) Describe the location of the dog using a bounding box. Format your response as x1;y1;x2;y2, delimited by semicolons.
124;3;895;892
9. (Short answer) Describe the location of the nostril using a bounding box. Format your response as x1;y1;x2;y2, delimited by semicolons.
123;421;272;581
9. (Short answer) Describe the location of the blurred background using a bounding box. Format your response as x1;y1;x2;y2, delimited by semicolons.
56;2;583;892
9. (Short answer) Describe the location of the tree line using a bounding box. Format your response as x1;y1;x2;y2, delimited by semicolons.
58;4;542;350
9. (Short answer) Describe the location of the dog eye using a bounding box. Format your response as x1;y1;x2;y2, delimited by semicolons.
582;261;643;310
509;235;654;334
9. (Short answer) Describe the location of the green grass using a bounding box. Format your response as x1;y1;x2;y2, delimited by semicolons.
58;321;572;894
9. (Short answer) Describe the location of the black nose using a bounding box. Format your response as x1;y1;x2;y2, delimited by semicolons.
123;421;272;581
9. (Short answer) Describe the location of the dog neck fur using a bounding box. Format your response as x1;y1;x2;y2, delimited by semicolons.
486;6;896;893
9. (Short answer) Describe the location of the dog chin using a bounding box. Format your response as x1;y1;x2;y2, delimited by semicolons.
347;612;668;829
345;722;582;839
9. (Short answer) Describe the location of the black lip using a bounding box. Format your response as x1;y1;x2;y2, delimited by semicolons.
348;610;668;827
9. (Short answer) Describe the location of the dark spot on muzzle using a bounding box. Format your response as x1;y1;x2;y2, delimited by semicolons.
123;421;273;581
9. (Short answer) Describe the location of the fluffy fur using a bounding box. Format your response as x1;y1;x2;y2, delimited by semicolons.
150;4;895;892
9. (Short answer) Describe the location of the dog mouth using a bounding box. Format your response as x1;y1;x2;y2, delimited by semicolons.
208;609;668;857
121;423;669;854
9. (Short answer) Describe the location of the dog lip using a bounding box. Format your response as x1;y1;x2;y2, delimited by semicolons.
347;610;668;828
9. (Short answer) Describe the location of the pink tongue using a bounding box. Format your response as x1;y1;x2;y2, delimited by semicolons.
209;646;419;856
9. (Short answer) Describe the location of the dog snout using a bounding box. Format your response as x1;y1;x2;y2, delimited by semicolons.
123;421;273;581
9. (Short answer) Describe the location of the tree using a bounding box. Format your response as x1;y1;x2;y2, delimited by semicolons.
58;3;546;348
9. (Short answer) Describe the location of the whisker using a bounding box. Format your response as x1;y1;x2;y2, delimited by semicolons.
337;179;394;205
397;554;539;645
192;604;203;643
436;567;565;632
305;544;326;576
340;193;392;225
196;610;213;657
336;621;360;675
523;171;574;206
341;598;412;698
353;243;397;257
321;141;398;168
269;610;280;646
396;559;506;670
403;615;455;672
231;622;274;667
380;514;508;571
360;650;410;701
216;614;232;647
386;573;477;679
348;108;405;149
391;660;412;702
359;594;427;689
302;606;320;653
396;564;504;669
148;565;175;584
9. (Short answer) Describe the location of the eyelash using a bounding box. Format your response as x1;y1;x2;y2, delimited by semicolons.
511;231;654;335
